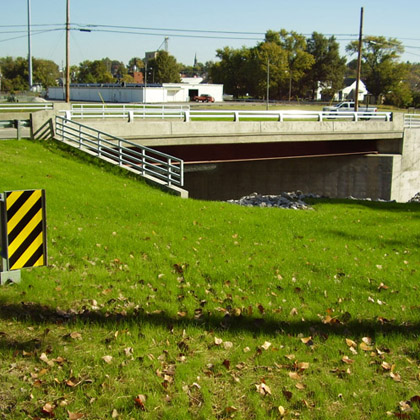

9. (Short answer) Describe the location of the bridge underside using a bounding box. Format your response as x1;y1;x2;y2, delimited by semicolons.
151;139;381;164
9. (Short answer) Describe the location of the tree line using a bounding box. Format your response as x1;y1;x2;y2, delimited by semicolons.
1;29;420;107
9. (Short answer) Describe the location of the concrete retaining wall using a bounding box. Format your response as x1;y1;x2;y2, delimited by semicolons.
184;155;395;201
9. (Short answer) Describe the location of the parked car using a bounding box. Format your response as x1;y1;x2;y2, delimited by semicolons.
193;94;215;103
323;101;377;113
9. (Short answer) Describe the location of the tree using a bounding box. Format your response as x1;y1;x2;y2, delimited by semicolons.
127;57;144;72
346;36;408;101
275;30;315;100
33;58;60;89
0;57;28;91
0;56;59;91
209;47;252;97
302;32;346;100
146;51;181;83
76;60;114;83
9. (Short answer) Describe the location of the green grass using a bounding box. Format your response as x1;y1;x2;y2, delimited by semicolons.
1;139;420;419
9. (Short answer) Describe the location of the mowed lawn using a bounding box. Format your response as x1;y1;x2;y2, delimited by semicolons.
0;139;420;420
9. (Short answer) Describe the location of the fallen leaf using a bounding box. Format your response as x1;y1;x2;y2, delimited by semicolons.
70;332;82;340
102;355;113;364
289;371;301;380
134;394;146;410
301;337;314;346
342;356;354;364
42;403;55;417
390;372;402;382
278;405;286;416
111;409;119;418
297;362;310;371
256;382;271;396
223;341;233;350
68;412;84;420
295;382;306;390
285;354;295;360
224;406;237;414
222;359;231;370
345;338;357;348
290;307;298;316
381;362;392;371
360;342;374;352
261;341;271;350
214;337;223;346
282;389;293;401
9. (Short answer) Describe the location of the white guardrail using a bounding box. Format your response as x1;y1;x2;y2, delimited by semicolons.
70;104;190;120
0;102;53;111
63;106;393;122
404;114;420;128
55;116;184;187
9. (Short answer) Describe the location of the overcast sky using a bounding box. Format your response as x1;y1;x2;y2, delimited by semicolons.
1;0;420;68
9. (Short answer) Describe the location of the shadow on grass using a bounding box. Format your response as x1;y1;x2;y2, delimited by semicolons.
0;298;419;343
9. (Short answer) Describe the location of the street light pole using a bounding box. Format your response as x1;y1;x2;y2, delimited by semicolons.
355;7;364;112
65;0;70;103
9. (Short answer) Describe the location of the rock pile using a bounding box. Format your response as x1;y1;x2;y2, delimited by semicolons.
227;191;321;210
408;192;420;203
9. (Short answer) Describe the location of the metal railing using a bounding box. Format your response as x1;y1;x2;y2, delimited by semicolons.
63;107;393;122
55;116;184;187
70;104;190;120
184;109;393;122
0;119;31;139
0;102;53;112
404;114;420;128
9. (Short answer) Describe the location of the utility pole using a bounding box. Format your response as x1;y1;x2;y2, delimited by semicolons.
27;0;33;90
65;0;70;103
355;7;364;112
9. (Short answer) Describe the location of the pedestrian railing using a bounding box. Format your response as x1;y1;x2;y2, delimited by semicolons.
55;116;184;187
0;102;53;112
70;104;190;120
404;114;420;128
184;109;393;122
63;107;393;122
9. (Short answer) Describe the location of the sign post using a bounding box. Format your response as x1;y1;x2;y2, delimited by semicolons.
0;189;47;284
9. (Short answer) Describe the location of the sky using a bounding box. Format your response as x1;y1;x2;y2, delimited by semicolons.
1;0;420;69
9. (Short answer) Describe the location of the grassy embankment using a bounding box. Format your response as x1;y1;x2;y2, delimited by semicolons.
0;139;419;420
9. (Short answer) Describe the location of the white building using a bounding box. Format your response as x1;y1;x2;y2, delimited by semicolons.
47;79;223;103
316;79;369;102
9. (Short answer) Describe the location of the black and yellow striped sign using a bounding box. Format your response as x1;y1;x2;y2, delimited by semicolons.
3;189;47;270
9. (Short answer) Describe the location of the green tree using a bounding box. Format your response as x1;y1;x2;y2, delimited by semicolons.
0;56;59;91
302;32;346;100
146;51;181;83
76;60;114;83
127;57;144;72
33;58;59;88
346;36;408;101
279;29;315;100
210;47;251;97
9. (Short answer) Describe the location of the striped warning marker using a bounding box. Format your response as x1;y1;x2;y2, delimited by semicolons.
4;189;47;270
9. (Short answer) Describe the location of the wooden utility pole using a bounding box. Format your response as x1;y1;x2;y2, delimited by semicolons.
355;7;364;112
27;0;33;90
65;0;70;103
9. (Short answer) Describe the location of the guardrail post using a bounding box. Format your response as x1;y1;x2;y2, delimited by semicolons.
233;111;239;122
14;120;21;140
65;110;72;120
168;158;172;185
128;111;134;122
184;111;190;122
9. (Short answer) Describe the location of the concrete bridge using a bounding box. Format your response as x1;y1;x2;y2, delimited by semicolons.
30;107;420;202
